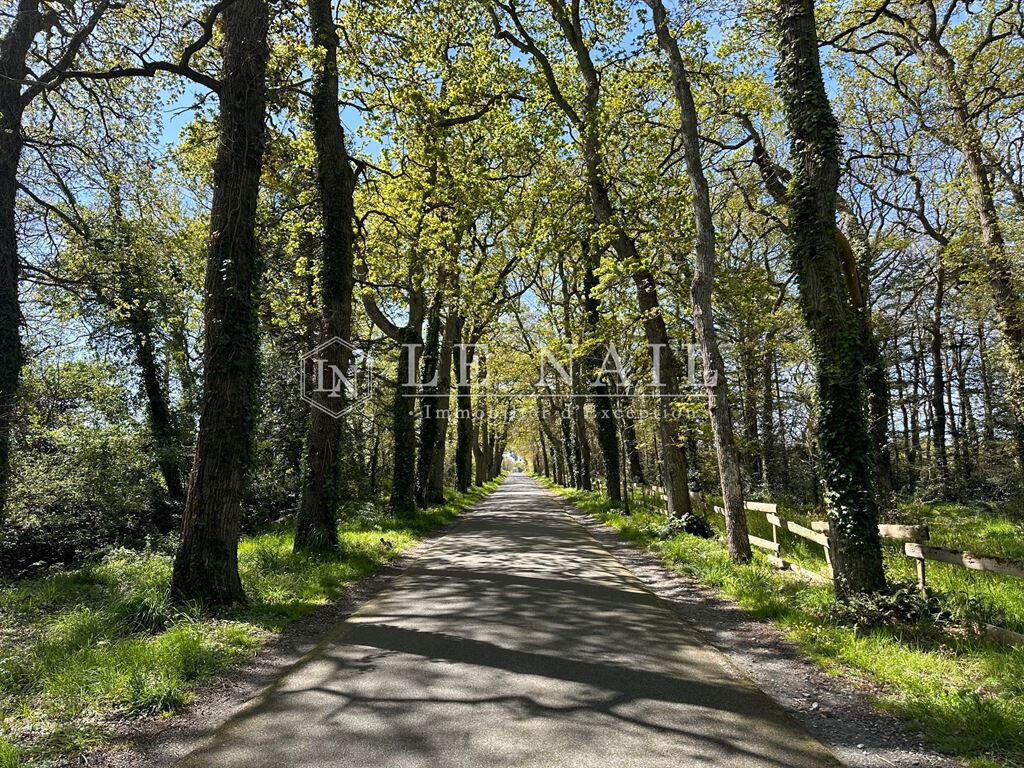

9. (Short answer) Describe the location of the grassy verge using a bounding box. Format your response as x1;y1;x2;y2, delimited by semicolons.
539;476;1024;768
0;477;503;767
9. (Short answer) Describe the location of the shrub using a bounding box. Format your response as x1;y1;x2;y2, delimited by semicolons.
822;582;953;630
651;512;714;540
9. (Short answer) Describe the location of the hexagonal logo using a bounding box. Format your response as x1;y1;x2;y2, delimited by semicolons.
300;337;374;418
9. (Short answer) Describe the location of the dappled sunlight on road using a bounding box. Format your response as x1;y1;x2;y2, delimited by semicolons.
177;475;840;768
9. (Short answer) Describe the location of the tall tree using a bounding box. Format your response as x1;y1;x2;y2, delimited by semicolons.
581;239;621;502
647;0;750;561
775;0;886;596
842;0;1024;472
294;0;359;554
0;0;111;524
170;0;270;606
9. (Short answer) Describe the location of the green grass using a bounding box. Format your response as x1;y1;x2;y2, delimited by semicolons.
540;477;1024;768
0;478;503;767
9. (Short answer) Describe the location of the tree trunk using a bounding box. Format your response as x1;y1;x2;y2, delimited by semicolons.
572;393;591;490
862;311;895;514
649;0;749;559
633;269;693;517
846;218;896;515
425;304;457;504
128;306;185;517
0;0;39;526
930;267;950;497
776;0;886;597
538;399;562;482
454;319;474;493
581;241;621;501
559;395;577;487
622;408;646;485
473;356;489;486
294;0;358;554
416;287;444;505
389;331;419;516
170;0;270;607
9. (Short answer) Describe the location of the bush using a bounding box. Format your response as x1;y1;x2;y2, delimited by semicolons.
822;582;953;630
1;361;172;577
651;512;715;540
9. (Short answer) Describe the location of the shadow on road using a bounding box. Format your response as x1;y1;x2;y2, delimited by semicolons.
177;474;840;768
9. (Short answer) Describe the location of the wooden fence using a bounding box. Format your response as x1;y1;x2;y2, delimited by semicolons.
593;478;1024;646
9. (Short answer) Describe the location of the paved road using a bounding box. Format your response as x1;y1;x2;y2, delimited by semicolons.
178;474;841;767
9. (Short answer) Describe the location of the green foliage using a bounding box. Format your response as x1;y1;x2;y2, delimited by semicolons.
650;511;715;540
0;739;20;768
1;360;168;576
823;582;953;630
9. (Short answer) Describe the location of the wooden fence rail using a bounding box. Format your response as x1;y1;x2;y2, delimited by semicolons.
598;479;1023;587
904;543;1024;586
645;482;1023;589
565;477;1024;646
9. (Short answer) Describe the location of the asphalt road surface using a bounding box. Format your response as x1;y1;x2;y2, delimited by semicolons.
177;473;841;767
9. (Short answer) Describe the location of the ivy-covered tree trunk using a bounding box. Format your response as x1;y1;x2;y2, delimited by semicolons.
127;305;185;516
389;330;420;516
416;288;444;506
170;0;270;607
582;241;621;501
776;0;886;597
844;218;896;514
294;0;358;554
454;317;473;493
0;0;39;527
425;306;457;504
649;0;750;560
